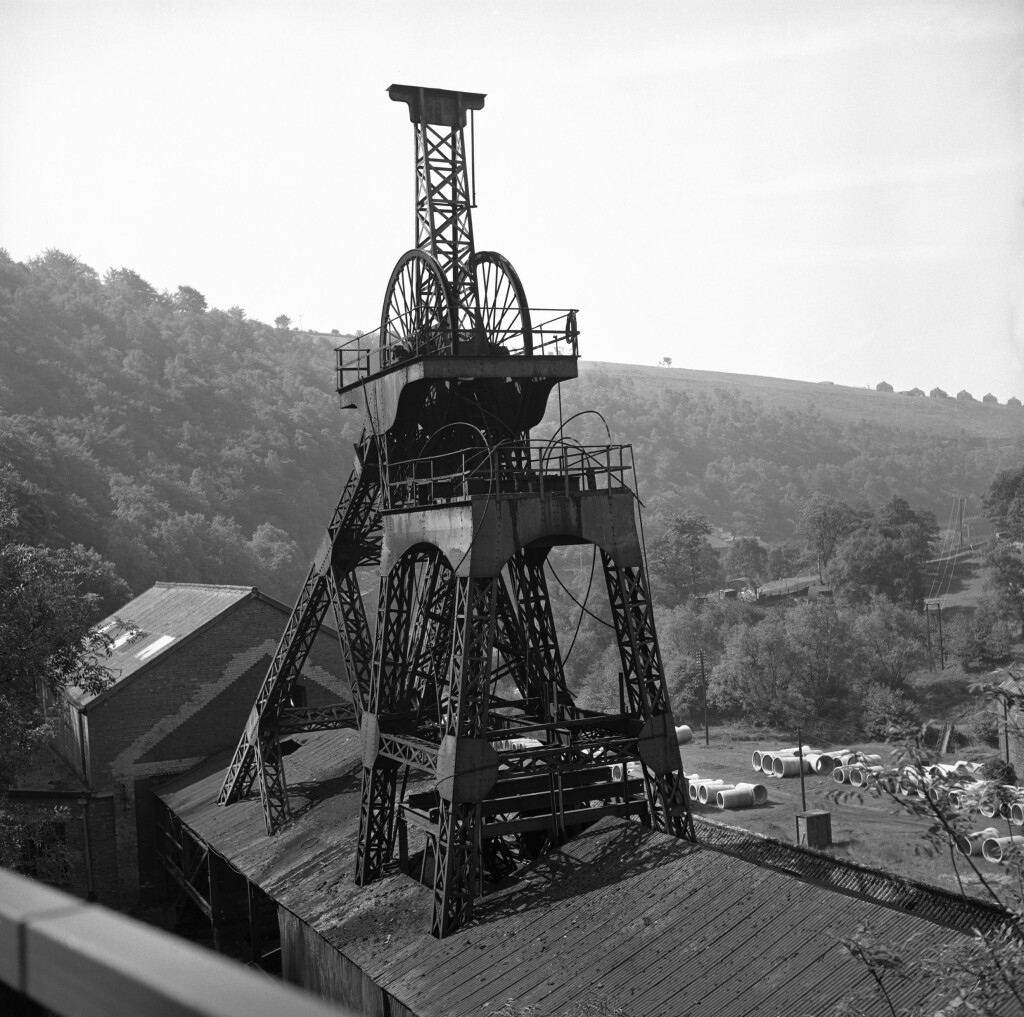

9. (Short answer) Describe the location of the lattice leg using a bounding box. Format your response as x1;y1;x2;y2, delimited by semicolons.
601;552;694;839
508;550;578;722
354;761;398;885
354;555;420;882
254;736;290;835
430;576;497;938
432;800;480;938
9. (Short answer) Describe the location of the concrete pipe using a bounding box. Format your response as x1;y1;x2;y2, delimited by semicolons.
760;753;777;775
849;766;882;788
833;765;850;784
874;774;898;795
1010;802;1024;827
774;755;811;778
699;782;735;804
855;753;882;768
927;785;949;805
833;751;857;767
751;750;763;771
980;797;999;819
675;724;693;745
953;760;982;776
690;778;724;802
611;761;643;782
804;752;823;771
716;787;755;809
814;754;835;774
774;745;812;757
897;774;918;796
981;834;1024;864
954;827;1000;857
735;782;769;805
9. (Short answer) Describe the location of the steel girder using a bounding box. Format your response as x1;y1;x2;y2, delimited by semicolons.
414;120;480;333
431;576;497;938
507;551;580;724
354;552;421;884
600;551;695;840
217;446;381;833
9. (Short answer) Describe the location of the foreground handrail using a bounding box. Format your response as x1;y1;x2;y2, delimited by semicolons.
0;868;353;1017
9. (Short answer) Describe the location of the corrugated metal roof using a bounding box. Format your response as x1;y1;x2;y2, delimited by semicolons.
72;583;256;708
157;733;1017;1017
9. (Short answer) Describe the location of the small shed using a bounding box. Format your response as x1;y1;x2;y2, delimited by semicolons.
956;389;974;401
900;387;925;397
1008;396;1022;408
930;387;948;399
875;380;893;392
983;393;999;405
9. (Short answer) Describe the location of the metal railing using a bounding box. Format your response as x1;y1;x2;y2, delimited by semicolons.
0;868;354;1017
335;308;579;393
381;439;634;511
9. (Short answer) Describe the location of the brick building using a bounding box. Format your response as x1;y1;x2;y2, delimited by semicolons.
25;582;348;911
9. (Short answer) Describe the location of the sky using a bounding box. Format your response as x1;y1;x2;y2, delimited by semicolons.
2;0;1023;398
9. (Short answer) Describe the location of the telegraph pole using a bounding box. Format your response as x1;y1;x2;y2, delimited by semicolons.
797;725;807;812
699;649;709;746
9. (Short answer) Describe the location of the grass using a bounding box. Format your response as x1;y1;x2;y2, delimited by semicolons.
680;729;1020;906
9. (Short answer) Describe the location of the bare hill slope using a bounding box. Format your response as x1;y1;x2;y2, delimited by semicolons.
584;362;1023;442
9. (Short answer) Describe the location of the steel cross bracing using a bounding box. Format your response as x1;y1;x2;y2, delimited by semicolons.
414;119;479;333
601;551;695;840
217;444;382;833
431;577;497;938
222;84;693;942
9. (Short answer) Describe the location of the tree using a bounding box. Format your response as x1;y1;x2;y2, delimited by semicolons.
709;611;793;724
982;465;1024;539
829;498;937;609
723;537;768;584
274;315;292;330
765;541;806;581
983;541;1024;633
783;599;858;718
173;284;207;314
646;513;722;605
852;597;927;689
0;483;128;871
797;494;860;579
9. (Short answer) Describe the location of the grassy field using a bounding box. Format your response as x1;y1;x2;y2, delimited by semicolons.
585;361;1024;442
681;732;1021;907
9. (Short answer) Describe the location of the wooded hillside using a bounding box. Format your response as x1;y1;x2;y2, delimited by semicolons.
2;248;1020;607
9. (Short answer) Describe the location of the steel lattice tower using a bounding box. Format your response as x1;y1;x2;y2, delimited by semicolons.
219;84;694;939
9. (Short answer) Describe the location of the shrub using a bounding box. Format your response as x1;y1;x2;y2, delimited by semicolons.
860;682;919;739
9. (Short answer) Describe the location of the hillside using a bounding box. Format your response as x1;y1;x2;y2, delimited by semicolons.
588;362;1024;441
546;361;1024;541
2;248;1022;608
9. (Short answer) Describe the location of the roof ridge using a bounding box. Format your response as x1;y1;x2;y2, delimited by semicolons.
152;582;257;593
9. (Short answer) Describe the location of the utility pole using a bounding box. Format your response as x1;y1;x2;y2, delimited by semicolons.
797;725;807;812
957;496;965;550
937;603;945;670
925;606;933;668
699;649;709;746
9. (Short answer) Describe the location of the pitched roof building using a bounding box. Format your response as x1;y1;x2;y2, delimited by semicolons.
156;729;1017;1016
35;582;347;908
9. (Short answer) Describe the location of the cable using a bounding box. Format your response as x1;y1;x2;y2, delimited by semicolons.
558;545;598;666
547;556;615;630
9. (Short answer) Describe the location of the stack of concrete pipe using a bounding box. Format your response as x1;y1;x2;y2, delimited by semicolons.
981;832;1024;864
954;826;1000;857
716;783;769;808
955;826;1024;863
752;746;812;778
831;754;884;785
684;775;768;810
